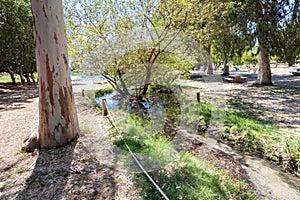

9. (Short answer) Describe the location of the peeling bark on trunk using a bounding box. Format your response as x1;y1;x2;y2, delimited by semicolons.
256;46;272;85
255;1;273;86
28;0;79;149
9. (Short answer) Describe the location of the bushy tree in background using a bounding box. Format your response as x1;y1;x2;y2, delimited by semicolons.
0;0;36;84
65;0;207;98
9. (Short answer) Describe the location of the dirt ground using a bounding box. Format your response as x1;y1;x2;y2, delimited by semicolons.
0;66;299;199
0;83;140;199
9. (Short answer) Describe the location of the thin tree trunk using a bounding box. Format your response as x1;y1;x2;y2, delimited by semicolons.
30;72;36;83
222;57;229;75
24;72;31;83
117;69;130;97
27;0;79;149
206;45;213;74
8;71;16;85
19;65;26;86
142;66;151;95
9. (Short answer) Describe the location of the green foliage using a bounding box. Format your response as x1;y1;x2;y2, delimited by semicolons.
184;100;299;175
113;111;257;199
273;21;300;65
162;53;194;74
0;0;36;83
65;0;210;96
221;110;299;175
133;153;257;200
241;49;258;66
94;86;114;98
284;139;300;173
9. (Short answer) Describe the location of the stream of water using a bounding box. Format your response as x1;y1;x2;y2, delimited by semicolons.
95;89;300;199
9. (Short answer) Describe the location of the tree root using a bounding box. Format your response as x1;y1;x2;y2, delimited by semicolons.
21;132;40;153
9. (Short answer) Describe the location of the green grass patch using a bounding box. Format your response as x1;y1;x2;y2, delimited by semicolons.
0;73;38;83
113;112;257;199
0;74;21;83
86;92;101;110
133;152;257;200
94;86;114;98
196;101;300;175
114;119;177;169
175;98;299;175
0;76;13;83
179;99;213;128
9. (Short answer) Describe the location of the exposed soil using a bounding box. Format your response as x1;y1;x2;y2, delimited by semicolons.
178;66;300;199
0;66;299;199
0;83;140;200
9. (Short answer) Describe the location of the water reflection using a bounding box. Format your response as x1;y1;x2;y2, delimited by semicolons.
95;88;181;139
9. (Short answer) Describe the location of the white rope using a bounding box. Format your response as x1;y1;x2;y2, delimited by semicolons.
103;100;170;200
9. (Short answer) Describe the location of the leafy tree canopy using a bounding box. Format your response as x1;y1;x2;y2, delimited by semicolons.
0;0;35;83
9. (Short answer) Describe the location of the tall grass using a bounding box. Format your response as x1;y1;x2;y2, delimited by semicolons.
112;112;257;199
198;102;300;175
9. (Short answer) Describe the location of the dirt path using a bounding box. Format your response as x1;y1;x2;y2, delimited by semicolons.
205;135;300;200
0;83;139;200
0;66;299;199
0;84;39;171
177;66;300;199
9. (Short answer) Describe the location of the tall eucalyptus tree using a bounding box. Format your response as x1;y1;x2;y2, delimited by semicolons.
22;0;79;152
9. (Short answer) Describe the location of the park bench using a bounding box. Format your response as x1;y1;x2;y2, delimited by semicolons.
224;74;247;83
290;68;300;76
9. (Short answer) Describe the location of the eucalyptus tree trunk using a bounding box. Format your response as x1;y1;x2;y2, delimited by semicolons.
22;0;79;151
256;43;272;85
255;1;272;86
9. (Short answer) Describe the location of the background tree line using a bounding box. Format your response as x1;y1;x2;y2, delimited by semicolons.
0;0;36;85
0;0;299;153
65;0;300;86
1;0;300;85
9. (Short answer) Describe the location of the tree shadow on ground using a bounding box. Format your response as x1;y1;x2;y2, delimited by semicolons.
226;80;300;129
13;141;117;200
0;83;38;111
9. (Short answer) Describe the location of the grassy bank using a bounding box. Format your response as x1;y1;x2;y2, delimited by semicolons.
133;152;256;200
111;113;257;199
196;102;300;176
94;85;298;199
